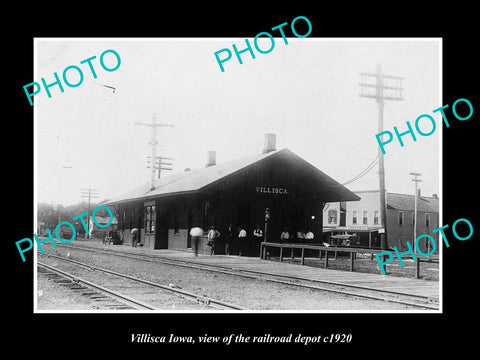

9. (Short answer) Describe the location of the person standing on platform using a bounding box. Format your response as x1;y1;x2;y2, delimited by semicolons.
190;225;204;257
238;226;247;256
280;227;290;257
297;229;306;242
294;229;305;257
225;224;235;255
207;226;221;255
130;227;139;248
253;224;263;256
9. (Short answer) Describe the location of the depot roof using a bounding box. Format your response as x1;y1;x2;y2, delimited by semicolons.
105;148;360;205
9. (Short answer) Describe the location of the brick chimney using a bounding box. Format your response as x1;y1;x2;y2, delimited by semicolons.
263;133;277;154
206;151;216;167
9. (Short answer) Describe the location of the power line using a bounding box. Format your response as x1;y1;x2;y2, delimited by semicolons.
341;156;379;186
327;156;379;187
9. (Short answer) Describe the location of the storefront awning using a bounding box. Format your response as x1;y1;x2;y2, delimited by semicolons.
323;226;381;233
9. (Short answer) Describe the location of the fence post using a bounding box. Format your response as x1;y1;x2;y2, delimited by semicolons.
350;251;355;272
279;245;283;262
325;250;329;268
301;247;305;265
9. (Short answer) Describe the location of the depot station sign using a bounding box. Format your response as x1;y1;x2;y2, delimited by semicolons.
256;186;289;195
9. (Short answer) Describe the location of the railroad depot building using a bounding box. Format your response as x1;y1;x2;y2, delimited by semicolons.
322;190;439;252
105;134;360;255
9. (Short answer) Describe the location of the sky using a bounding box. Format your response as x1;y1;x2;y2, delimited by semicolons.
35;38;441;206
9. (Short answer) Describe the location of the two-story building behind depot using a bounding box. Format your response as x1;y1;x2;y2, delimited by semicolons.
323;189;439;252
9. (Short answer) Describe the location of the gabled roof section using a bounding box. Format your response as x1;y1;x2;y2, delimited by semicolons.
387;192;438;212
283;150;360;202
422;196;439;212
105;148;360;204
106;149;282;204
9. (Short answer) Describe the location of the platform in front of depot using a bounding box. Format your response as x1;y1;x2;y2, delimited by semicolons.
67;238;440;300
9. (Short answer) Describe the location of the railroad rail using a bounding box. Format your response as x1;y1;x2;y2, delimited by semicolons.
38;262;156;310
38;253;247;311
48;243;439;310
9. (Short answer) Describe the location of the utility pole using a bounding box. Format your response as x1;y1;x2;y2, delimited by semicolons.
51;201;59;229
80;188;99;239
157;156;173;179
135;114;174;190
410;171;422;278
359;64;404;254
410;172;422;251
147;155;174;179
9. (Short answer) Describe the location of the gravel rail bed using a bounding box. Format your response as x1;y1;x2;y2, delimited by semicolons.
38;244;420;310
38;256;218;311
37;270;126;311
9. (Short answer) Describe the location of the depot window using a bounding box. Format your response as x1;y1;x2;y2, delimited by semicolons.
398;211;404;226
374;210;379;225
363;210;368;225
352;211;357;225
144;204;156;233
203;202;210;232
328;210;337;224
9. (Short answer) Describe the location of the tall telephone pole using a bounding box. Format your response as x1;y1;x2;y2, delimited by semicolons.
410;172;422;249
410;171;422;278
80;188;99;239
135;114;174;190
359;64;404;252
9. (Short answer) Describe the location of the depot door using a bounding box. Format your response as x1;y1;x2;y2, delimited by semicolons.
155;206;169;249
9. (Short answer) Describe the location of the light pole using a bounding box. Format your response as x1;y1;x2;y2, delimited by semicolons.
262;208;270;259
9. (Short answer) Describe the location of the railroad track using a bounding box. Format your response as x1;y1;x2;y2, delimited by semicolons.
50;244;439;310
38;254;247;311
38;262;155;310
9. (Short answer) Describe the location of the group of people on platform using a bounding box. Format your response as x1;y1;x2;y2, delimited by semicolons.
189;224;315;257
204;224;265;257
280;228;315;243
